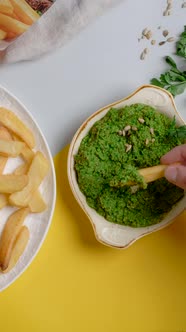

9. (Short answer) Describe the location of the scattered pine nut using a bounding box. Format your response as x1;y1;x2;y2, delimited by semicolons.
122;130;126;137
142;28;149;36
140;51;146;60
145;139;149;146
124;125;131;132
125;144;132;153
146;30;152;40
163;30;169;37
167;37;175;42
159;41;166;46
144;48;149;54
138;118;145;124
150;128;154;135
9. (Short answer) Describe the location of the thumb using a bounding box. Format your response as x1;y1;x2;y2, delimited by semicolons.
164;165;186;190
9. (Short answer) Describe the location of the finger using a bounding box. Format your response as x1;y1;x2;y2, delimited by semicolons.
164;165;186;190
161;144;186;165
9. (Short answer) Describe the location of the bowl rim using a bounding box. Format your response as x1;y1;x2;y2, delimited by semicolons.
67;85;186;248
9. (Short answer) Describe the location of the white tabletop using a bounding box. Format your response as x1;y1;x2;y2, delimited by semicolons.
0;0;185;155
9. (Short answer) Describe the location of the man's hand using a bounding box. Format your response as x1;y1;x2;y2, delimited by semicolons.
161;144;186;190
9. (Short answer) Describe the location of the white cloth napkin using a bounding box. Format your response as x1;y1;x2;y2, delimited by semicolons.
1;0;122;63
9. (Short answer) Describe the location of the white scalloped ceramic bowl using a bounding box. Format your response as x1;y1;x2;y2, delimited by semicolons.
68;85;186;249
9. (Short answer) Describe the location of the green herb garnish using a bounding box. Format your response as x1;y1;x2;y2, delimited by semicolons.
151;26;186;97
151;56;186;97
167;116;186;140
176;25;186;58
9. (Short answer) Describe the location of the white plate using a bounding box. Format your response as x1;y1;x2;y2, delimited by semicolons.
0;86;56;292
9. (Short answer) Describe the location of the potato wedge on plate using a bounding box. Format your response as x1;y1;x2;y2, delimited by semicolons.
29;191;47;213
14;163;29;176
0;174;28;193
9;152;49;207
0;139;25;157
3;226;29;273
0;207;29;271
0;108;35;148
0;127;12;174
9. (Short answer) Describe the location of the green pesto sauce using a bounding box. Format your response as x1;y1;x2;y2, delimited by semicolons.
74;104;184;227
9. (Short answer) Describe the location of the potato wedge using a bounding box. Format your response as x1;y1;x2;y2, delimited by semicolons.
21;146;34;163
3;225;29;273
14;162;29;176
9;152;49;207
12;133;35;163
0;13;29;34
29;190;47;213
0;0;13;15
0;194;8;209
0;139;25;157
0;108;35;148
13;163;47;212
10;0;39;25
0;207;29;271
0;127;12;174
0;28;7;39
0;174;28;193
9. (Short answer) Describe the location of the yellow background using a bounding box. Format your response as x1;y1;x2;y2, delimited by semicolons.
0;146;186;332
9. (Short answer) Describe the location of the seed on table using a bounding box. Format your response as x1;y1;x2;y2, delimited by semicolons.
132;126;138;131
142;28;148;36
140;51;146;60
182;3;186;8
124;125;131;132
144;48;149;54
159;41;166;46
167;3;172;10
150;128;154;135
167;37;175;42
163;9;169;16
162;30;169;37
138;118;145;124
151;39;156;45
146;30;152;40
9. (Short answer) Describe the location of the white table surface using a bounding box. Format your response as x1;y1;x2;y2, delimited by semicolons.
0;0;185;155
